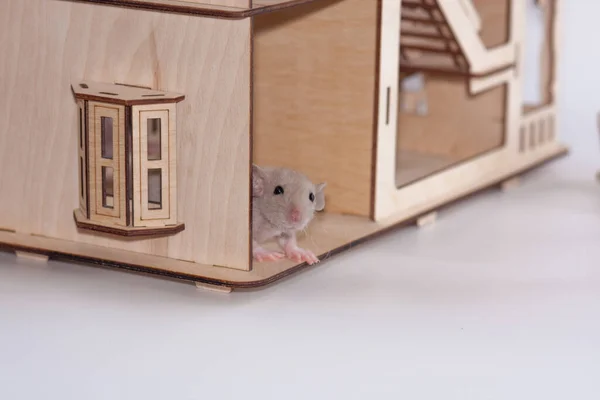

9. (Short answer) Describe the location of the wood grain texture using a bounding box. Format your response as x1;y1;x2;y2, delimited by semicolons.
72;80;185;105
131;103;178;227
74;209;185;236
252;0;379;217
436;0;515;75
471;0;511;49
0;142;568;288
0;0;251;270
88;102;127;224
64;0;325;19
374;0;564;220
397;78;506;161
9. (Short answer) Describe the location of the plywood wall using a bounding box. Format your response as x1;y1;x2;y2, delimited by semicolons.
471;0;511;49
252;0;379;217
397;76;506;160
0;0;251;270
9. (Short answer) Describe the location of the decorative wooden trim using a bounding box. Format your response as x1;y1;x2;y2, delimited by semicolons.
73;92;185;107
369;0;384;220
64;0;324;20
72;81;185;106
131;103;178;227
74;209;184;237
88;102;127;225
249;15;255;271
84;101;91;219
76;99;88;216
125;105;133;226
373;0;402;220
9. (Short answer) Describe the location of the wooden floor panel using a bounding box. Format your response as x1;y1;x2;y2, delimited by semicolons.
0;144;568;289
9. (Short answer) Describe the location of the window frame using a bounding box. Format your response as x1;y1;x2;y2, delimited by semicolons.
131;104;178;227
88;101;127;226
76;99;88;217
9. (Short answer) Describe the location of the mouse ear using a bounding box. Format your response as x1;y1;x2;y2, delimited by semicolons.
314;182;326;211
252;164;267;197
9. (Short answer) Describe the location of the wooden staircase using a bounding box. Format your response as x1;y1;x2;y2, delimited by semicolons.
400;0;470;76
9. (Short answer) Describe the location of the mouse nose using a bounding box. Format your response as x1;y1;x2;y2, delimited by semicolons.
290;207;301;223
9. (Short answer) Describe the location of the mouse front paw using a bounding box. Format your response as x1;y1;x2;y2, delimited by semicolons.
253;246;285;263
285;246;320;265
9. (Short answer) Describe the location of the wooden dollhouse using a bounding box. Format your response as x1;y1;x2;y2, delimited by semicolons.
0;0;566;291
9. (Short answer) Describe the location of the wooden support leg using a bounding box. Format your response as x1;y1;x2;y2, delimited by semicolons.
416;211;438;228
500;176;521;192
15;250;49;263
595;170;600;182
195;281;232;294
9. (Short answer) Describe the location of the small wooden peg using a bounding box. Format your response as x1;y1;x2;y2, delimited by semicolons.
195;281;232;294
15;251;49;263
500;176;520;192
416;211;438;227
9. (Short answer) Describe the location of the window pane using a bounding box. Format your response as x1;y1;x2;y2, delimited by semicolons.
148;168;162;210
102;166;114;208
147;118;161;161
79;109;83;149
80;157;84;199
101;116;113;159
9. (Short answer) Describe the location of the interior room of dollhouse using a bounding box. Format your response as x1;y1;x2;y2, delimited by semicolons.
395;0;512;187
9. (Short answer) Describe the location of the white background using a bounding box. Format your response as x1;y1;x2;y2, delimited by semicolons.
1;2;600;399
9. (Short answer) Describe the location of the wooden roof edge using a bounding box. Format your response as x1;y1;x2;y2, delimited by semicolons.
63;0;324;20
72;92;186;106
70;81;186;106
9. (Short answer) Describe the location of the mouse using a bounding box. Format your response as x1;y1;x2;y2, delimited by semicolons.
252;164;326;265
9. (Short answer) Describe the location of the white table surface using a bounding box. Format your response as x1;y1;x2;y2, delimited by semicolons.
2;2;600;399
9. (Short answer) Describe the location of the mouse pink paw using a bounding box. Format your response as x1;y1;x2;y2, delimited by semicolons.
253;247;284;262
284;246;320;265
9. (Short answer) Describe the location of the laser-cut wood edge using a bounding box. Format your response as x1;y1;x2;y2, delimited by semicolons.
416;211;437;227
74;210;185;237
15;251;50;263
0;147;567;291
195;281;233;293
63;0;325;19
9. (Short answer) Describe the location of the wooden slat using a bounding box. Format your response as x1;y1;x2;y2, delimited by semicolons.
402;15;443;25
401;44;462;56
401;29;446;41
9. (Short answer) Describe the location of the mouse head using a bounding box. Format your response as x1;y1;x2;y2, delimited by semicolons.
252;164;326;231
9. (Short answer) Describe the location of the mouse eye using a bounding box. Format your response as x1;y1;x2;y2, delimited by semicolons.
273;185;284;195
309;192;315;202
